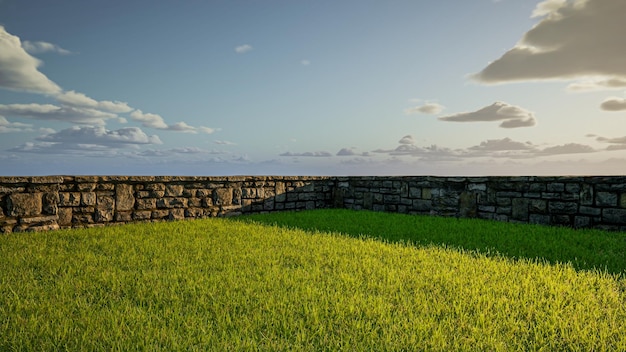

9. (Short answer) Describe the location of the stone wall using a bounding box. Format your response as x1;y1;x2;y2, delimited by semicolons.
0;176;333;233
333;176;626;231
2;175;626;233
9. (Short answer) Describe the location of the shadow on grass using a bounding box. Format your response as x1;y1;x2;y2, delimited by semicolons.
233;209;626;276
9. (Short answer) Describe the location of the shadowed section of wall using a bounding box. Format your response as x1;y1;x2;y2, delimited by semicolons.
2;175;626;233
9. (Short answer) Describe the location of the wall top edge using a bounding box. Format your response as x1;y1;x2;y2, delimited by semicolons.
1;175;626;184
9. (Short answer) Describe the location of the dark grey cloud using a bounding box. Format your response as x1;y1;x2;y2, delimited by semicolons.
473;0;626;84
600;97;626;111
468;137;535;151
536;143;595;155
438;102;536;128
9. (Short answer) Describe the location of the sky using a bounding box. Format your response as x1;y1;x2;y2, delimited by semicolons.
1;0;626;176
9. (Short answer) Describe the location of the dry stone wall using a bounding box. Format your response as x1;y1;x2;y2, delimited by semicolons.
2;175;626;233
333;176;626;231
0;176;333;233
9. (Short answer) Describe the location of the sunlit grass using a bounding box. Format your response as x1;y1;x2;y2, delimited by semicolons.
1;210;625;350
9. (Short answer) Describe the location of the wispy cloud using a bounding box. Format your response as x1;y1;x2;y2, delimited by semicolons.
404;101;444;115
130;110;215;134
0;116;33;133
438;102;536;128
56;91;132;113
22;40;72;55
280;151;333;157
235;44;253;54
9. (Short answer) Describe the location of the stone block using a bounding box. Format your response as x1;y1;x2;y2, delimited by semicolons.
574;216;591;228
422;188;432;200
165;184;184;197
81;192;96;206
468;183;486;192
596;192;618;207
8;193;42;217
580;184;593;205
529;199;547;213
136;198;156;210
213;188;233;206
552;215;571;226
169;209;185;220
152;210;169;219
116;184;135;211
548;202;578;214
57;208;72;226
459;192;477;218
133;211;152;221
602;208;626;224
156;198;188;208
511;198;529;221
19;215;58;225
115;212;132;222
196;189;212;198
42;192;59;215
547;183;565;192
579;206;601;216
59;192;80;207
73;214;94;224
97;195;115;209
95;208;113;222
77;183;96;192
529;214;550;225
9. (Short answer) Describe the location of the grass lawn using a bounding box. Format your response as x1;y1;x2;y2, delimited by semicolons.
1;209;625;350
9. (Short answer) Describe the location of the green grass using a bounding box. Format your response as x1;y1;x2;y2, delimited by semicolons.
0;210;624;350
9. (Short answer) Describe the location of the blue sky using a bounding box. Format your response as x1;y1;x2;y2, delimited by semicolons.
1;0;626;176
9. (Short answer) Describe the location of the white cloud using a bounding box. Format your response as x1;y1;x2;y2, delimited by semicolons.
37;126;162;146
600;97;626;111
438;102;536;128
22;40;72;55
235;44;253;54
404;102;444;115
215;140;236;145
0;116;33;133
129;109;169;129
0;103;118;125
398;135;416;145
0;26;62;94
336;148;371;157
473;0;626;86
279;151;333;157
55;90;132;113
130;109;216;134
301;60;311;66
